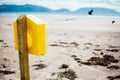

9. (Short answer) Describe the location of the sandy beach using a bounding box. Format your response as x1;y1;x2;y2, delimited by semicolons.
0;14;120;80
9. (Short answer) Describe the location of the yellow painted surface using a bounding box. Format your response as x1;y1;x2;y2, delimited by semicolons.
13;15;46;56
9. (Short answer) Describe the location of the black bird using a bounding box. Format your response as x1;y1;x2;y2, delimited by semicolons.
88;9;93;15
112;20;115;24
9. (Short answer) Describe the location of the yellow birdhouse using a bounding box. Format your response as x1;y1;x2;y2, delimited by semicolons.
13;15;46;56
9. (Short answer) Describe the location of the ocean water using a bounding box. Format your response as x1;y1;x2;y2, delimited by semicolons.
0;12;120;17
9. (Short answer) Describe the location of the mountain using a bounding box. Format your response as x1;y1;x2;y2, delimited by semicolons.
0;4;120;15
74;7;120;15
55;9;70;13
0;4;52;12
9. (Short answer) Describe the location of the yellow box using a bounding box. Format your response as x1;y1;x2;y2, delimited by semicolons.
13;15;46;56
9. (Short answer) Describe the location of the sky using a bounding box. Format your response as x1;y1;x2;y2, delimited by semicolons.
0;0;120;12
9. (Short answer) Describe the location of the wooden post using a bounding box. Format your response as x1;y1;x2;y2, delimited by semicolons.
17;14;30;80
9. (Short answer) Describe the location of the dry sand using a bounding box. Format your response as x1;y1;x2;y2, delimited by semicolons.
0;14;120;80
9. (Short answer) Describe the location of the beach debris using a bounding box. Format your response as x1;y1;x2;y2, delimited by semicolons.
51;72;57;76
108;45;120;48
57;69;77;80
0;40;4;42
32;63;47;70
59;64;69;69
107;75;120;80
112;20;115;24
50;41;79;48
103;54;119;63
50;69;77;80
84;43;93;45
81;54;119;66
0;70;15;75
0;40;9;48
81;57;109;66
70;42;79;47
100;52;104;55
4;58;9;61
107;65;120;70
88;9;93;15
77;61;81;63
81;62;92;65
94;49;102;51
39;60;43;62
71;55;81;64
74;57;81;61
95;45;100;47
1;45;9;48
71;55;77;58
1;64;7;68
83;43;93;50
59;42;68;44
92;52;98;55
49;44;64;47
0;58;10;68
106;49;119;52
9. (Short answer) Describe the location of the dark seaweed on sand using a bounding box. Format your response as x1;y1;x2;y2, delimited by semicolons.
57;69;77;80
70;42;79;47
106;49;119;52
59;64;69;69
0;40;4;42
81;54;119;66
74;57;81;61
103;55;119;63
71;55;77;58
0;70;15;75
49;42;79;48
107;65;120;70
108;45;120;48
32;63;47;70
107;75;120;80
94;49;102;51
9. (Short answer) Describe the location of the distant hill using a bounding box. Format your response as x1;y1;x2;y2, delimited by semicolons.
74;7;120;15
0;4;120;15
55;9;70;13
0;4;52;12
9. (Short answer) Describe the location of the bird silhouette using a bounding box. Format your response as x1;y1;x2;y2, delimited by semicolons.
112;20;115;24
88;9;93;15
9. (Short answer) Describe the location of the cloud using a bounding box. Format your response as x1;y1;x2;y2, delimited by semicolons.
0;0;120;12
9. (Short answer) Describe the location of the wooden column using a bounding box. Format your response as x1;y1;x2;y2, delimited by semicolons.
17;14;30;80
